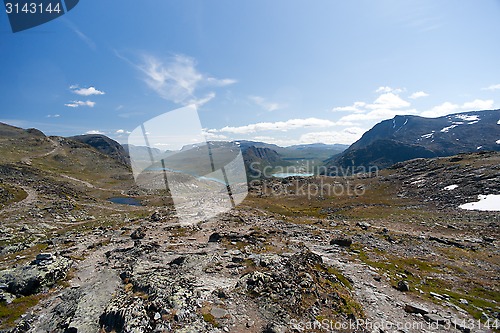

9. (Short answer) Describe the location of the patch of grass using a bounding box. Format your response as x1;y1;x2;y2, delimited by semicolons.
200;305;219;328
326;266;353;290
355;247;500;323
311;262;364;320
0;183;27;209
0;242;49;269
0;295;42;329
202;312;218;327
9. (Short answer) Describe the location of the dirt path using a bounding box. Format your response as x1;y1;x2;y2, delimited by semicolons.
60;174;96;189
0;185;38;215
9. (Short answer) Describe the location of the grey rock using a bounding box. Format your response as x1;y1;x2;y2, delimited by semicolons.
130;227;145;240
330;237;352;247
423;313;448;325
211;307;228;319
356;222;371;230
0;290;16;304
0;256;72;296
396;280;410;292
208;232;222;242
450;318;472;333
404;303;429;315
430;291;444;299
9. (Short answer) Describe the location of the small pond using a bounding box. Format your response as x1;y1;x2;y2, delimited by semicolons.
271;173;314;178
108;197;142;206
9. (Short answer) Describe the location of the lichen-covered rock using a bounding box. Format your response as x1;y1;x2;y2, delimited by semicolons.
0;255;72;296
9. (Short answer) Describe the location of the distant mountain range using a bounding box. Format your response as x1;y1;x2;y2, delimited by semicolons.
325;109;500;174
2;109;497;179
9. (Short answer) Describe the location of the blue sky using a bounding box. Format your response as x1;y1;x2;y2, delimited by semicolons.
1;0;499;147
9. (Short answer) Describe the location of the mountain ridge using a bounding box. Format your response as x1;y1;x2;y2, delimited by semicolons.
326;109;500;174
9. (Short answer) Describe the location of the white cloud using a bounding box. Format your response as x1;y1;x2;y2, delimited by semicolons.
340;108;418;122
206;77;237;86
188;92;216;107
375;86;404;94
202;131;228;140
213;118;348;135
367;93;410;109
299;127;366;145
115;129;131;136
135;54;235;105
85;130;105;135
70;85;105;96
252;136;276;142
420;99;494;118
65;100;96;108
419;102;459;118
332;101;366;113
482;84;500;91
409;91;429;99
462;99;494;110
46;114;60;118
333;89;414;123
249;95;285;111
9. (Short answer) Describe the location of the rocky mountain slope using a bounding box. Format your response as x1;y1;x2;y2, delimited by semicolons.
326;109;500;173
0;122;498;333
242;146;291;178
70;134;130;166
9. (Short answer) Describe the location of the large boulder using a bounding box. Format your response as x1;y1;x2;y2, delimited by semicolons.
0;254;72;296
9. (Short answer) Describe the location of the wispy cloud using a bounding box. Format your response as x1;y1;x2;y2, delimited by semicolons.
332;101;366;113
375;86;404;94
129;53;236;105
188;92;216;107
299;127;366;145
409;91;429;99
400;11;444;33
70;85;105;96
211;118;350;135
63;19;96;50
206;77;237;86
249;95;286;112
482;84;500;91
65;100;96;108
46;114;60;118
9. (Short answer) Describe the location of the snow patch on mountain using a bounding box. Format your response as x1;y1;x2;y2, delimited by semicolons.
455;114;480;122
440;125;458;133
459;194;500;211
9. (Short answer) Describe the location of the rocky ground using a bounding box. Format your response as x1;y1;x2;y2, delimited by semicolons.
0;148;499;333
